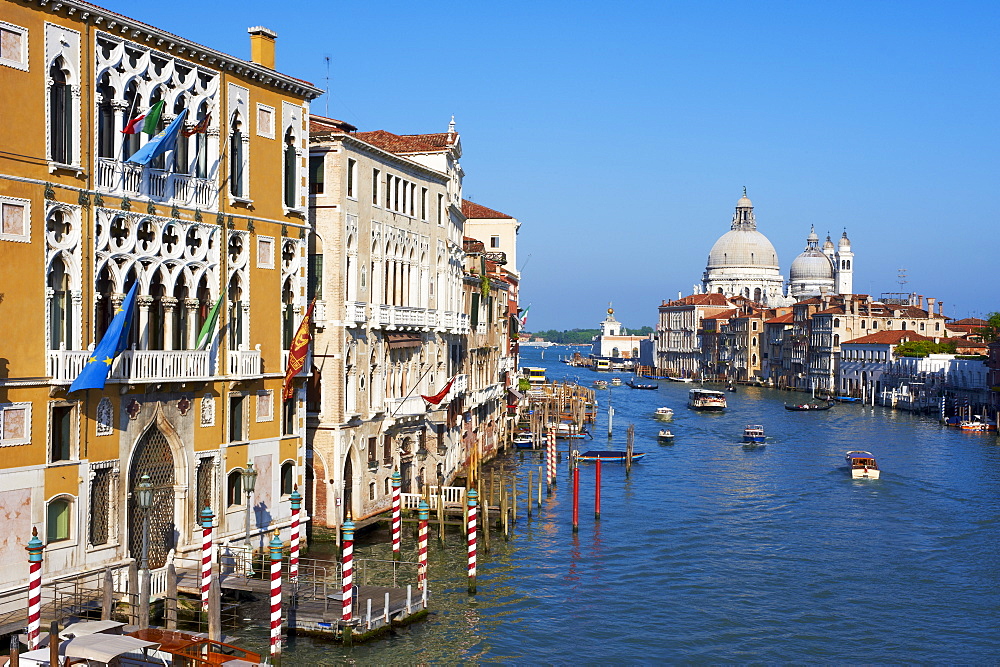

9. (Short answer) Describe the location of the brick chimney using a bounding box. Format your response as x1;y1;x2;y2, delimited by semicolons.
248;26;277;69
927;297;936;314
918;295;924;308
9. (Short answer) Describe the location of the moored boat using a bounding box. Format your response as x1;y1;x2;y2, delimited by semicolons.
688;388;727;411
959;416;997;431
742;424;766;443
654;406;674;420
668;376;694;383
845;450;880;479
513;433;534;448
657;429;675;443
577;450;645;462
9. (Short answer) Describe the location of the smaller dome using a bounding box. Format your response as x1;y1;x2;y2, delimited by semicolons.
807;228;819;244
823;235;835;252
790;249;834;282
839;231;851;247
736;195;753;209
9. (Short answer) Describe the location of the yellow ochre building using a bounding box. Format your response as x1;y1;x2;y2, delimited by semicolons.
0;0;322;605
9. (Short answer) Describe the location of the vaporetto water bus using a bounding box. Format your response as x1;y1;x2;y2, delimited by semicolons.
688;388;727;411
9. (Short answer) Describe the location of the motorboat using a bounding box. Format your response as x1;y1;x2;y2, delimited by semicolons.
513;433;534;448
593;379;609;390
548;422;589;439
577;450;645;462
668;376;694;383
959;416;997;431
610;377;623;387
654;407;674;421
688;388;727;411
785;401;833;411
627;379;659;390
742;424;766;443
657;429;675;443
845;450;880;479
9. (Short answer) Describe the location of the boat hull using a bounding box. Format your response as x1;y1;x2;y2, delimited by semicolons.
850;467;880;479
742;435;766;443
577;450;645;462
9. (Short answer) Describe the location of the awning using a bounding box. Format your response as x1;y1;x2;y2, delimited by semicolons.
386;332;422;349
507;387;524;402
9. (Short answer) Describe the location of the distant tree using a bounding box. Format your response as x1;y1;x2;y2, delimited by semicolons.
894;340;957;358
527;325;653;343
973;312;1000;343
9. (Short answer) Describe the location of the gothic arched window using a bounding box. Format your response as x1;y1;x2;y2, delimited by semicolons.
49;58;73;164
230;114;244;197
283;127;297;208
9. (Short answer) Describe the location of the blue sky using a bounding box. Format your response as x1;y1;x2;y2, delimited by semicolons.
101;0;1000;331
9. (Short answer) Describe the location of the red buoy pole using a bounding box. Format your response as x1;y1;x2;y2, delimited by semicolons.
572;453;580;533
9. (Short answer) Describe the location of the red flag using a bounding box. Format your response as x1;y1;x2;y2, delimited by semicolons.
122;113;146;134
282;301;315;401
421;376;456;406
182;112;212;138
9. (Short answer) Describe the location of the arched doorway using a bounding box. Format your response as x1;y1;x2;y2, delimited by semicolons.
128;426;176;569
342;455;353;522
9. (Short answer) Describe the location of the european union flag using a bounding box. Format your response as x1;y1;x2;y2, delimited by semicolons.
126;109;188;167
69;283;138;393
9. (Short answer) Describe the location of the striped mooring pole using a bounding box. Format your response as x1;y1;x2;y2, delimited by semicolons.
200;507;214;612
572;451;580;533
268;531;283;663
25;527;43;650
467;488;478;595
417;500;429;592
289;487;302;582
341;516;355;628
391;470;401;561
547;427;557;491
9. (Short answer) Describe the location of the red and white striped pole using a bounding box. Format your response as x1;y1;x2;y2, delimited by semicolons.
289;487;302;583
417;500;429;592
341;516;355;625
268;532;283;662
391;471;401;562
25;528;43;650
572;452;580;533
547;427;556;493
466;488;478;595
199;507;214;612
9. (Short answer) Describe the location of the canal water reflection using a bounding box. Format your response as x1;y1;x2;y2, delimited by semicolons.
240;346;1000;663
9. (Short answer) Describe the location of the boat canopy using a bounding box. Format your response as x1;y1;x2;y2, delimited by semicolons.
21;635;160;663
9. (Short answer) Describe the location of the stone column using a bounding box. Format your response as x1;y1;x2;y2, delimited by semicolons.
137;295;153;349
185;298;201;350
161;296;178;351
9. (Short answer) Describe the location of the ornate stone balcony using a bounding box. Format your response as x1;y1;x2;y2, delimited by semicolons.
228;346;262;378
48;348;213;384
384;395;426;418
96;158;217;210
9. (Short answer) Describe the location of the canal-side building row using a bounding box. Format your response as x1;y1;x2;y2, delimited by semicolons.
0;0;322;596
306;117;519;534
0;0;524;602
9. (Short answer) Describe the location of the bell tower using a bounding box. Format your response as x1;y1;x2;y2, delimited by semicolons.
835;230;854;295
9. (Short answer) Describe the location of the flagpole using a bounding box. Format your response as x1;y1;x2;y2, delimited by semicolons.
390;364;438;419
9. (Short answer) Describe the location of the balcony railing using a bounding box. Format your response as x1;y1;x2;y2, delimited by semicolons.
343;301;367;327
453;374;468;394
48;348;213;384
384;395;426;418
228;346;262;378
96;158;217;210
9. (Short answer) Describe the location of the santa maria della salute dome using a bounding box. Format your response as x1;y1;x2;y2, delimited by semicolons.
695;190;854;305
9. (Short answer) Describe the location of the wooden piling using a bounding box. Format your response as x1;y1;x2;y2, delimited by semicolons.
101;567;114;620
128;560;139;626
527;470;533;517
437;486;445;543
165;563;178;629
626;424;635;477
208;565;222;642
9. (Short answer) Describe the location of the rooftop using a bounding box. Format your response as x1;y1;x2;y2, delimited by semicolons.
462;199;514;219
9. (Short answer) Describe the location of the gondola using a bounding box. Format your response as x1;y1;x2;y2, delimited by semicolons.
626;380;659;390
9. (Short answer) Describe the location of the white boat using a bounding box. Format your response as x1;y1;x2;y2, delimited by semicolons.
845;450;880;479
667;376;694;383
657;429;675;443
959;416;997;431
513;433;534;448
688;388;727;411
610;377;622;386
18;622;262;666
654;407;674;420
593;379;609;390
742;424;765;443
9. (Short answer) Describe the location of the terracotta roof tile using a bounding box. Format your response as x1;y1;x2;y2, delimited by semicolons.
661;293;731;308
462;199;514;219
353;129;456;154
766;313;795;324
842;331;931;345
309;114;357;133
951;318;988;326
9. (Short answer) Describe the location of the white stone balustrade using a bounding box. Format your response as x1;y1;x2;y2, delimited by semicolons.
228;346;262;378
48;348;214;383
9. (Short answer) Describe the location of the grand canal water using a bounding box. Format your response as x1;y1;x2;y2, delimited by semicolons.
240;345;1000;663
